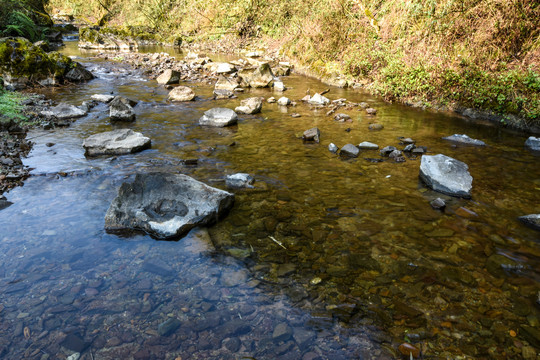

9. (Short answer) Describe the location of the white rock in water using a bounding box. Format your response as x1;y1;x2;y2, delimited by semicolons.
419;154;473;198
525;136;540;151
83;129;151;156
277;97;291;106
40;103;87;119
308;93;330;105
199;108;238;127
358;141;379;150
91;94;115;103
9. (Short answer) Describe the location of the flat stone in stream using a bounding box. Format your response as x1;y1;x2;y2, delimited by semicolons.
40;103;87;120
199;108;238;127
104;173;235;239
358;141;379;150
442;134;486;146
419;154;473;198
91;94;115;103
83;129;151;156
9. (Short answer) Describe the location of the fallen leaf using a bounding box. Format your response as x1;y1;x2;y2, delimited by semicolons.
24;327;30;339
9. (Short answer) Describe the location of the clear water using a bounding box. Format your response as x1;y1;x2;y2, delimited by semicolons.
0;41;539;359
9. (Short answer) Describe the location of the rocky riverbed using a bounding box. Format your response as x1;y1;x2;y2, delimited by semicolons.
0;40;539;360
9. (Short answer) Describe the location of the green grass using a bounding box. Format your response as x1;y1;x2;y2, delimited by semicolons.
0;90;29;123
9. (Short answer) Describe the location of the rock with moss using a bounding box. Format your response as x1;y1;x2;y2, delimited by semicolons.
79;26;157;50
0;37;91;89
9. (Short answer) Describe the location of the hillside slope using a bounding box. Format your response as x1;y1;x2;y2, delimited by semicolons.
50;0;539;128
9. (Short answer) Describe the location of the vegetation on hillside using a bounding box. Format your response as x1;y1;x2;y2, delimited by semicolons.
0;0;53;42
50;0;539;127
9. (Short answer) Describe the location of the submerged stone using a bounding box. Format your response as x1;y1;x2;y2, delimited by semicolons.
273;322;293;342
226;173;254;189
442;134;486;146
518;214;540;231
158;318;181;336
419;154;473;198
104;173;235;239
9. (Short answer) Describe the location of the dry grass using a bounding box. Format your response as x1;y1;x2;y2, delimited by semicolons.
50;0;540;125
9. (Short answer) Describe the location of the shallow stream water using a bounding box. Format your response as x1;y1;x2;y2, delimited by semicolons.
0;42;539;359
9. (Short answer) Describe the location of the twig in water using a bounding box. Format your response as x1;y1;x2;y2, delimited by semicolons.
269;236;287;249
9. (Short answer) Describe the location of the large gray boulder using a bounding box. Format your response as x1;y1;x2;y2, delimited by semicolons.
40;103;88;119
83;129;151;156
419;154;473;198
199;108;238;127
235;97;262;114
105;173;235;239
442;134;486;146
109;96;135;121
168;86;195;101
525;136;540;151
518;214;540;231
156;69;180;85
238;63;274;88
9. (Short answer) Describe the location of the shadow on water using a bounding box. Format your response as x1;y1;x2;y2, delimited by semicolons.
0;41;539;359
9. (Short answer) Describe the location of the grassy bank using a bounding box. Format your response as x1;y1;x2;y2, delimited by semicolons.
49;0;539;128
0;89;28;123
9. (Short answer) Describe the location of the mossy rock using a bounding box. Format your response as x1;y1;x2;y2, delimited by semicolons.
79;26;159;49
0;37;77;88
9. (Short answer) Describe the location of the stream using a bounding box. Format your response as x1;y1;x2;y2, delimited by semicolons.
0;41;539;359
